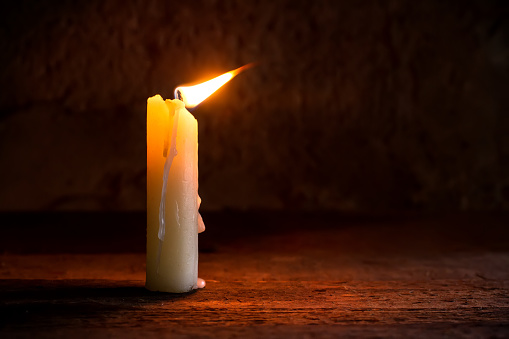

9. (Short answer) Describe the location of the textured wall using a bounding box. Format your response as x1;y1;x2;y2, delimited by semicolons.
0;0;508;211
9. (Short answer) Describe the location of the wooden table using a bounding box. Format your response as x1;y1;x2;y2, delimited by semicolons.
1;212;508;337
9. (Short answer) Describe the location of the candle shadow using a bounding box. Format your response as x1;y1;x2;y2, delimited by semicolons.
0;279;199;328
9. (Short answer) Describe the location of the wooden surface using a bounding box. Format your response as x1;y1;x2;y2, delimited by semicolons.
1;212;509;337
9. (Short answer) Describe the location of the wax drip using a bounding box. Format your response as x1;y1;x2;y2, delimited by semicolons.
156;106;180;274
197;278;206;289
175;201;180;228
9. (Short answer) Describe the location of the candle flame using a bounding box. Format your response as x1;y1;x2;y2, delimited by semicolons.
175;64;253;108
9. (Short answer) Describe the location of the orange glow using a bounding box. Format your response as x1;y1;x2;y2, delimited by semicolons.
175;64;253;108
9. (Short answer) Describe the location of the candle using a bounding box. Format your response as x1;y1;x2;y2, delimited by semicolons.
146;96;200;293
146;66;250;293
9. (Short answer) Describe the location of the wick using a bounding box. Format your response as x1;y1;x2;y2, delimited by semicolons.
174;89;183;101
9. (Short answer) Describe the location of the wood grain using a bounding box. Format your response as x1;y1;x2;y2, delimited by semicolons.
1;212;508;337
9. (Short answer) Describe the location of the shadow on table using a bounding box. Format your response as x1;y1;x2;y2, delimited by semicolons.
0;279;193;328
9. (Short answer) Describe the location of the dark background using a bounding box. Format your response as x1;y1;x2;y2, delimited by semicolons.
1;0;508;213
2;3;509;336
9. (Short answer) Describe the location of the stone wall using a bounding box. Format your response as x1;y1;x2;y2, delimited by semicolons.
0;0;508;211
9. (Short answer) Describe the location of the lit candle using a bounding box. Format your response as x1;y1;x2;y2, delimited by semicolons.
146;66;249;293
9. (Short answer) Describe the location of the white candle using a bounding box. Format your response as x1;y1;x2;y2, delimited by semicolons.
146;96;200;293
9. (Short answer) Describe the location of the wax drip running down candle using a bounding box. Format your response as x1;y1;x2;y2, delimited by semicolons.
156;106;180;274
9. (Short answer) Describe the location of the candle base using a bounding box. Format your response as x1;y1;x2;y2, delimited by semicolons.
145;282;198;294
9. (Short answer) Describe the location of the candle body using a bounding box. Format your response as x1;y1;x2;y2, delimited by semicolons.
146;95;198;293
